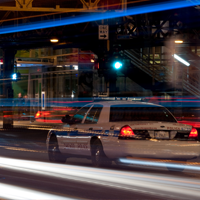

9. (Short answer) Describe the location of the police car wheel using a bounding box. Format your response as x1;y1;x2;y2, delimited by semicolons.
91;140;111;167
48;135;66;163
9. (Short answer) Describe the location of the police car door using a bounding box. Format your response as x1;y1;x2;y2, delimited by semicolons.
64;104;92;155
76;104;103;156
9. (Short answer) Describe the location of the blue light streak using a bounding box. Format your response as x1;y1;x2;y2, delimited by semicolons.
0;0;194;35
119;158;200;171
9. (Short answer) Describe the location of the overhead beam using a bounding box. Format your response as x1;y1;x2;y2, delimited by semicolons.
80;0;102;9
0;11;11;26
93;0;101;8
15;0;33;8
0;0;103;12
26;0;34;8
0;6;104;12
80;0;89;9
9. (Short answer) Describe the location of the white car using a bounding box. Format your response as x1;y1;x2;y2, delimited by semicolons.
46;100;199;168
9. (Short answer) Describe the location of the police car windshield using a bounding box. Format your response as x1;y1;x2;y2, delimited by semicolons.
110;104;176;122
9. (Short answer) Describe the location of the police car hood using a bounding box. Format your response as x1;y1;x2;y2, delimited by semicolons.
116;121;192;131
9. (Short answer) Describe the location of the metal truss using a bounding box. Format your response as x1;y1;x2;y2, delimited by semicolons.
0;0;106;12
115;9;200;42
1;4;200;52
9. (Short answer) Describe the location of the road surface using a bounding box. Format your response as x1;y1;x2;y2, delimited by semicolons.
1;128;200;199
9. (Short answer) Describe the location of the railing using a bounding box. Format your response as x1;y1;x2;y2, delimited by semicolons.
183;71;200;97
123;49;200;97
124;49;173;82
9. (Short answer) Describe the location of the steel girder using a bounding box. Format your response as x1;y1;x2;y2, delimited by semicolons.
0;6;200;51
0;0;119;12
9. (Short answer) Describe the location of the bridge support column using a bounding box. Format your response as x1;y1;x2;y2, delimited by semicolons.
2;49;16;129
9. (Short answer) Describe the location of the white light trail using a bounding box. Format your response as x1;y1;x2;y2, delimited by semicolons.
172;54;190;66
1;157;200;199
0;183;71;200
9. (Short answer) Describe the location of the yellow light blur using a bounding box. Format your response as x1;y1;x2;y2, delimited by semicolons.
175;40;183;44
91;59;95;63
50;39;59;43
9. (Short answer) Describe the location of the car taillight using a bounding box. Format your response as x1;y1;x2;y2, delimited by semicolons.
43;111;50;116
35;111;41;119
119;126;135;137
189;128;198;138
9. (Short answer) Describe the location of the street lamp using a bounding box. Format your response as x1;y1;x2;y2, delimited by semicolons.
174;40;183;44
50;38;59;43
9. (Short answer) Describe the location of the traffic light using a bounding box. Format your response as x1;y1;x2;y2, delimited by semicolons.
11;72;21;81
113;61;123;70
12;73;17;80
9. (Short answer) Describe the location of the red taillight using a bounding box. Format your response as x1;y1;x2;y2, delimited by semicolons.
35;111;41;119
43;111;50;116
189;128;198;138
120;126;135;137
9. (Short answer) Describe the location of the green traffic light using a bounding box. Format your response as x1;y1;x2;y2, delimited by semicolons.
114;61;122;69
12;73;17;80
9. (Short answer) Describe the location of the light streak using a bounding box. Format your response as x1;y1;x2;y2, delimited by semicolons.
0;0;194;35
119;158;200;171
172;54;190;66
178;121;200;128
1;157;200;199
0;183;70;200
0;145;46;153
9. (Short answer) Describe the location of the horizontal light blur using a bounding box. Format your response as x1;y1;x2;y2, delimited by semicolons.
1;157;200;199
1;96;200;128
0;183;71;200
119;158;200;171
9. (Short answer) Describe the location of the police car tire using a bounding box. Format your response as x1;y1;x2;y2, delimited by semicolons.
48;135;66;163
91;140;111;167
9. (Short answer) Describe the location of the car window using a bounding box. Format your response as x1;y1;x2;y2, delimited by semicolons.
84;104;103;124
72;105;92;123
110;104;176;122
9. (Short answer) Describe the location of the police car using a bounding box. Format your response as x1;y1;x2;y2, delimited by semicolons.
46;100;199;167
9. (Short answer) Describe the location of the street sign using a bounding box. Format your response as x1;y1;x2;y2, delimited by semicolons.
99;25;109;40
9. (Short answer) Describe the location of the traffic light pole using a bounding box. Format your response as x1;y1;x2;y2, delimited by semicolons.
2;49;16;129
104;70;117;97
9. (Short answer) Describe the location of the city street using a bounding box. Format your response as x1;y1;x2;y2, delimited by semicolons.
0;0;200;199
1;128;200;199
